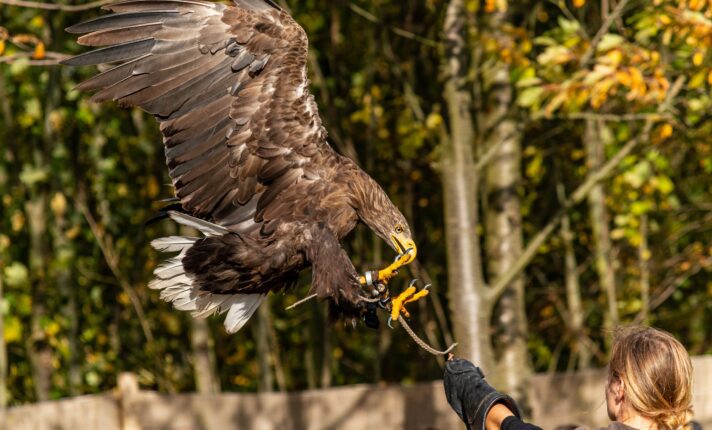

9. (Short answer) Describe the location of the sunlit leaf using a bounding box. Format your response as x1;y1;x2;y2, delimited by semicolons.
4;262;29;288
517;86;544;107
597;34;624;52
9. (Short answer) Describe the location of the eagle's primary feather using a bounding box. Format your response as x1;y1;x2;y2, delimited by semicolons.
64;0;416;332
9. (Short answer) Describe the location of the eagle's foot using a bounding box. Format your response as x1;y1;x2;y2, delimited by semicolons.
388;280;430;327
359;247;416;290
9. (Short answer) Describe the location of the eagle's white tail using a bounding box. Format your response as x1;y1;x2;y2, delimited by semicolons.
149;212;265;334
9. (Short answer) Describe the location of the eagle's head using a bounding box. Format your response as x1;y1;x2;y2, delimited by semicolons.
353;177;417;266
387;217;417;265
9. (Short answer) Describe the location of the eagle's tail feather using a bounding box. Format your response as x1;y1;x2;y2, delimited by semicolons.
223;294;266;333
149;214;265;333
150;236;197;253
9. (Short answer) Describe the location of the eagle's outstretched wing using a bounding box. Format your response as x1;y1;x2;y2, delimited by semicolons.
64;0;332;232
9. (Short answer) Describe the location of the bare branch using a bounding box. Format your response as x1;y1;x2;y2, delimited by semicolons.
632;256;711;325
347;2;440;48
475;134;508;171
74;191;156;349
579;0;630;66
552;112;671;122
0;0;112;11
0;51;69;65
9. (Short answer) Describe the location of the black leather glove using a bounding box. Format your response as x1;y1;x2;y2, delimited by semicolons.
443;358;522;430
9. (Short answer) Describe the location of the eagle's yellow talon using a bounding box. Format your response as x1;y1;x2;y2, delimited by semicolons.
390;285;416;321
404;288;429;305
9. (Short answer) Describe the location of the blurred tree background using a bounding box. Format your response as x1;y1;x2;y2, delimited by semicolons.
0;0;710;411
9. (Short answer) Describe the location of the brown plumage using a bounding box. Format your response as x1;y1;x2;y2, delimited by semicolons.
64;0;416;333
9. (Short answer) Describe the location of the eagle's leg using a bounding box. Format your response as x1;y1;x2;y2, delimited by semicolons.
389;279;430;324
358;247;416;288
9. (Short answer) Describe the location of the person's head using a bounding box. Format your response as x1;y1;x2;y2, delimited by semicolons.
605;326;694;430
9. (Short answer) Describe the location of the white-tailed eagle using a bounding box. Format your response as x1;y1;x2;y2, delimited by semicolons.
63;0;426;333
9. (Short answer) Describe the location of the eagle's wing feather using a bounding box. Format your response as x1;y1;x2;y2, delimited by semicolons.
64;0;332;227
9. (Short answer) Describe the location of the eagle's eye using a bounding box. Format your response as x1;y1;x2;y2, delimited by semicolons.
395;225;404;234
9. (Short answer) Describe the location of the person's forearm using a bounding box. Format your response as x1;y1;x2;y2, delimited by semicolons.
487;404;543;430
486;403;515;430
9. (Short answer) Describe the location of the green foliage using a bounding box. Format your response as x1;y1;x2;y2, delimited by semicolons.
0;0;709;407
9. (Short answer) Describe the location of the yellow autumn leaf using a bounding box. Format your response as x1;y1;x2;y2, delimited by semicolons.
11;211;25;232
0;235;9;251
33;42;45;59
4;317;23;343
118;292;131;306
689;70;706;89
425;112;443;130
45;321;61;337
0;40;5;56
573;0;586;7
146;176;160;198
117;183;129;197
692;51;703;66
616;70;632;87
659;124;673;139
29;16;44;29
707;70;712;85
65;225;81;240
50;192;67;218
689;0;703;10
662;28;672;45
591;92;607;109
605;49;623;65
627;67;646;99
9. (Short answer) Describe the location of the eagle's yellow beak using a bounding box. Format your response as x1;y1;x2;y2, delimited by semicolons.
390;233;417;265
359;233;417;288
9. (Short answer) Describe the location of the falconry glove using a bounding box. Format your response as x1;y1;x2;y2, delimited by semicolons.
443;358;522;430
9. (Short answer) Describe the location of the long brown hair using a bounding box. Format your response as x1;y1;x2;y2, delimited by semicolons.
609;326;694;430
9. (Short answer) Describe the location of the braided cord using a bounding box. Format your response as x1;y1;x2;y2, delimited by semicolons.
398;317;458;356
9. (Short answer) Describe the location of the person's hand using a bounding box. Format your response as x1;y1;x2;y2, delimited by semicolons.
443;357;521;430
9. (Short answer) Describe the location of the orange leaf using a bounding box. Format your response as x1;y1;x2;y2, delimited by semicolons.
659;124;673;140
0;40;5;56
33;42;45;59
573;0;586;7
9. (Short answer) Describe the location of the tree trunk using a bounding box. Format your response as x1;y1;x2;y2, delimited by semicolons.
26;197;52;402
558;183;591;369
253;304;273;392
190;318;221;393
638;214;650;324
584;120;619;326
320;322;332;388
52;199;81;395
265;308;287;391
304;323;317;390
441;0;493;370
0;270;7;409
483;64;531;407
